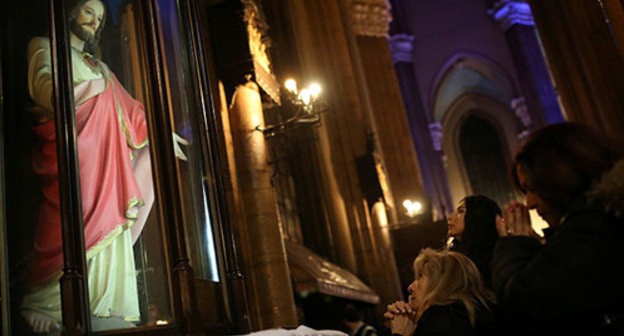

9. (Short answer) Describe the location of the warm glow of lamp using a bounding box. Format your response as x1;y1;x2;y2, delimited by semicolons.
284;79;298;93
402;199;423;218
308;83;322;97
256;77;327;138
298;88;311;106
250;112;263;129
530;209;548;237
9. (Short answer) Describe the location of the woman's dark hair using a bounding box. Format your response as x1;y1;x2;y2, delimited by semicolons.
455;195;501;287
511;122;622;215
67;0;107;54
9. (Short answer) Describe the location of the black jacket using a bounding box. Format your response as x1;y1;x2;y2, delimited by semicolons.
449;238;494;290
492;160;624;335
411;301;497;336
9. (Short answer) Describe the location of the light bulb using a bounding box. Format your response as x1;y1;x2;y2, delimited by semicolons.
299;89;311;105
308;83;322;97
402;199;423;218
284;79;297;93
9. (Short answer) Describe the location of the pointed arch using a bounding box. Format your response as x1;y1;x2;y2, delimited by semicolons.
431;52;519;122
441;93;519;206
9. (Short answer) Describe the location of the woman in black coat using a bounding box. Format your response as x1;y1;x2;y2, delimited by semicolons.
447;195;501;288
493;123;624;336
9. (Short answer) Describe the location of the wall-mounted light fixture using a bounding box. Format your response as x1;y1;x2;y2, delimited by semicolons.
256;78;327;138
402;199;423;218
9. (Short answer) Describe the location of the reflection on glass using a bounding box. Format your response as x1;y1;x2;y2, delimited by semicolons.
201;187;220;281
156;0;221;282
15;0;170;333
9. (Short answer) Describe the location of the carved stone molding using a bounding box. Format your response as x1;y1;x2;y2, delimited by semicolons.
488;0;535;31
428;122;443;151
512;96;532;128
243;0;281;103
350;0;392;38
389;34;414;64
512;96;532;140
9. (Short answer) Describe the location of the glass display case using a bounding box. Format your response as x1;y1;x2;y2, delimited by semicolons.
0;0;241;334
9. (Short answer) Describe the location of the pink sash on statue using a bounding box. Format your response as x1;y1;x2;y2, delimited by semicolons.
29;72;148;285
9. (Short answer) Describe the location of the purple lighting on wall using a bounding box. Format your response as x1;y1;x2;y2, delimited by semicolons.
489;0;534;31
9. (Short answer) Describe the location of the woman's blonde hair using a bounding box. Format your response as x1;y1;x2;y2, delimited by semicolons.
413;248;495;326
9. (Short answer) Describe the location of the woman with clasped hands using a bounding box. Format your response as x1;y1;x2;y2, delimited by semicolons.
383;249;497;336
492;123;624;335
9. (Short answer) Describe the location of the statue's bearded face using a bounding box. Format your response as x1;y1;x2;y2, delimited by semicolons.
71;0;105;44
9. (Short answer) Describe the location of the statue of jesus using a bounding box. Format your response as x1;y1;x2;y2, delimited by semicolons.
21;0;160;332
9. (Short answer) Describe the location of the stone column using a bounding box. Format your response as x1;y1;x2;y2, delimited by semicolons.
282;0;370;279
489;0;564;127
388;33;453;216
316;125;359;273
369;201;403;305
229;82;298;329
351;5;425;228
348;0;411;305
527;0;624;147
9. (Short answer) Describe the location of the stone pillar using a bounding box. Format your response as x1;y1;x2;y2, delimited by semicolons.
369;201;403;310
350;1;425;227
527;0;624;147
489;0;564;127
264;0;363;277
348;0;410;304
282;0;371;280
273;0;408;308
388;33;453;216
315;124;358;273
229;82;298;329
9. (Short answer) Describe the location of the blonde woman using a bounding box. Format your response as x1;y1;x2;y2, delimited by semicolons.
384;249;497;336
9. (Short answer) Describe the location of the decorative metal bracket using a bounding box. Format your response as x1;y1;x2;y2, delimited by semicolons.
256;79;327;138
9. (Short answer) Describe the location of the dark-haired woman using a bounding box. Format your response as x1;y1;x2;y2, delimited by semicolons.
446;195;501;288
493;122;624;335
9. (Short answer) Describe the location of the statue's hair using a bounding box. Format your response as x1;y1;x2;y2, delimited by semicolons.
413;248;495;327
68;0;107;54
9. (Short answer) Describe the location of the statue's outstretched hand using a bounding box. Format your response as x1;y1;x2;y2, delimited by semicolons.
172;132;189;161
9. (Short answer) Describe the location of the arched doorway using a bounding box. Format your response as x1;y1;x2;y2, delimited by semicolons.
459;114;514;206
